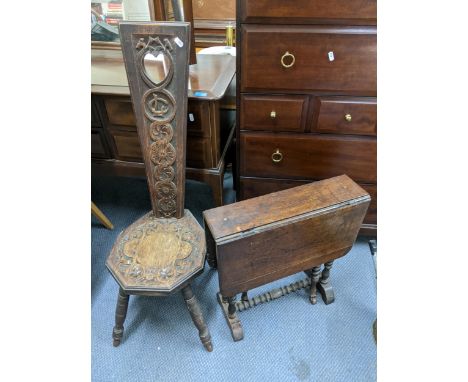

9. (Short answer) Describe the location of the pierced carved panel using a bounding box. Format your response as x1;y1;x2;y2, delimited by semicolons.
120;22;190;219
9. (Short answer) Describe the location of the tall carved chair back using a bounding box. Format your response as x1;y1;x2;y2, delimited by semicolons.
105;22;213;352
120;22;190;218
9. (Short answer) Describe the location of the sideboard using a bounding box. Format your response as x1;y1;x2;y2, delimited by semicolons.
92;49;236;206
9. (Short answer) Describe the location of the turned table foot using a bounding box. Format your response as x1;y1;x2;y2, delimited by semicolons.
217;293;244;341
317;261;335;304
309;266;322;305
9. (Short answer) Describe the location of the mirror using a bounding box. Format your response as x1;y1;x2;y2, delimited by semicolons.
143;50;172;85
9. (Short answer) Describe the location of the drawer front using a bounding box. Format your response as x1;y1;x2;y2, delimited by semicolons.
108;130;215;167
91;97;102;128
91;128;109;158
104;97;136;127
241;94;308;132
240;0;377;24
104;97;210;136
240;132;376;183
186;136;216;169
241;25;376;95
109;130;142;161
312;97;377;136
187;100;211;136
240;177;376;225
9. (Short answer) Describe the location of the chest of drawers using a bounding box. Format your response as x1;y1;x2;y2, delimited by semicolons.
236;0;377;235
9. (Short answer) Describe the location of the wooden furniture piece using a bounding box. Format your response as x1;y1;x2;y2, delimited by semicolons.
153;0;236;48
235;0;377;236
106;22;212;352
91;201;114;230
92;50;235;206
203;175;370;341
169;0;197;64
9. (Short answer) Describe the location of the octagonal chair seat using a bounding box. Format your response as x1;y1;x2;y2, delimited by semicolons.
106;210;206;295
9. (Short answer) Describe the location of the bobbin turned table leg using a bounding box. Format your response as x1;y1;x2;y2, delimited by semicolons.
217;293;244;341
317;261;335;304
112;288;130;347
182;284;213;352
309;266;322;305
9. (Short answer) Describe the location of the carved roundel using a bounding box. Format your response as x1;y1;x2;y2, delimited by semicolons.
143;89;176;123
155;180;177;199
150;122;173;143
157;197;177;217
150;141;176;167
154;165;175;182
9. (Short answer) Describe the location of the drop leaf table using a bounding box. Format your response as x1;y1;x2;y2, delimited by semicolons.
203;175;370;341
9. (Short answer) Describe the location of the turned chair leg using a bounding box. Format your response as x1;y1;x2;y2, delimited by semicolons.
112;288;129;347
182;284;213;352
309;266;322;304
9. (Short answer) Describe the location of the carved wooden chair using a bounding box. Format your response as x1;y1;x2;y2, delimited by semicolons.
105;22;212;352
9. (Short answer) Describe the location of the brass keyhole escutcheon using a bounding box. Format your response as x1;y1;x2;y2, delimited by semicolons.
270;111;276;119
281;51;295;68
345;114;352;122
271;149;283;163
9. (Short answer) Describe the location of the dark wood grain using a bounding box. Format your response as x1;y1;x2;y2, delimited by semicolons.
91;52;235;205
187;100;210;136
92;123;235;207
181;284;213;352
311;96;377;136
106;129;142;161
236;0;377;237
240;132;377;183
240;0;376;25
91;97;102;127
119;22;191;218
239;176;376;227
204;175;368;239
97;95;220;168
105;22;213;352
112;288;129;347
240;94;308;132
241;25;376;95
91;128;110;159
104;97;137;127
203;175;370;297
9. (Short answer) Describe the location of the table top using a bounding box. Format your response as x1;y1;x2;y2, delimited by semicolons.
91;49;236;100
203;175;370;240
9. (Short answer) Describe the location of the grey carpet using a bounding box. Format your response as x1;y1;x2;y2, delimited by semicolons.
92;172;376;381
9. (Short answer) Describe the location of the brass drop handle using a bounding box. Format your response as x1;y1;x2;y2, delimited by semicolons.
270;111;276;119
271;149;283;163
281;51;295;68
344;114;352;122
